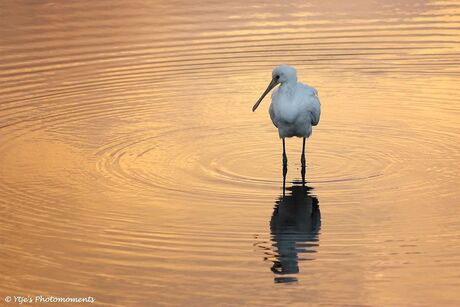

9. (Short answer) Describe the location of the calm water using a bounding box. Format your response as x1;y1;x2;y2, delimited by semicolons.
1;0;460;306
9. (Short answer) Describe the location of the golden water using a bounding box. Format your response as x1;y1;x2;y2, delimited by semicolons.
1;0;459;306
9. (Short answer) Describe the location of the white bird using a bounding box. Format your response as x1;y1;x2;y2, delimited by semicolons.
252;64;321;169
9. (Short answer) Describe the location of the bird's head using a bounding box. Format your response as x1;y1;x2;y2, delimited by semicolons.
272;64;297;84
252;64;297;112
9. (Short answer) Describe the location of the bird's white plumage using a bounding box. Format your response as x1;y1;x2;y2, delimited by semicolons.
268;65;321;138
251;64;321;167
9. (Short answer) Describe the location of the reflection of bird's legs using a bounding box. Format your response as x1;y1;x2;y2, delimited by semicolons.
301;137;306;186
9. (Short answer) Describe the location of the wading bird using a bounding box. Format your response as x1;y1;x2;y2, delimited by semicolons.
252;65;321;171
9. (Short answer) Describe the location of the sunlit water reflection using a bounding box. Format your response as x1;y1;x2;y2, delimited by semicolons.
1;0;459;306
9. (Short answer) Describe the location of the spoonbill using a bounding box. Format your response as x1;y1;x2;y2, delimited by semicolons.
252;64;321;169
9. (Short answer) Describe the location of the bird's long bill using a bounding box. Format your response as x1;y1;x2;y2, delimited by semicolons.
252;79;278;112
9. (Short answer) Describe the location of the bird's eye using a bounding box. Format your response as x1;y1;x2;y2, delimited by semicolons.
275;75;280;80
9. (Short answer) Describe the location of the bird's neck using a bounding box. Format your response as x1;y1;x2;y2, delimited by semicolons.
279;80;297;96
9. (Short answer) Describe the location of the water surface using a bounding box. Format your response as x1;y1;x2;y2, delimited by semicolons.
1;0;460;306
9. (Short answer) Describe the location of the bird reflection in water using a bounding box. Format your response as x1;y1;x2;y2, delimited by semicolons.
267;167;321;283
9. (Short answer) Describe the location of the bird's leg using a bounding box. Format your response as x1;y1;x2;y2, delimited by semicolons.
301;137;306;167
282;138;288;166
301;165;306;187
301;137;306;185
283;138;287;188
282;138;288;184
282;164;287;198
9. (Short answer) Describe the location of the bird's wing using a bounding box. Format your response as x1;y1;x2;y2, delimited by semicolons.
299;84;321;126
309;90;321;126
